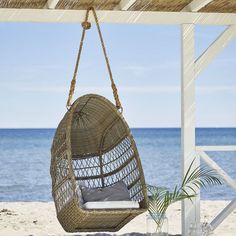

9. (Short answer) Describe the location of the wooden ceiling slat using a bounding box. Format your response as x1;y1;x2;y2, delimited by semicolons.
0;0;47;8
0;0;236;13
202;0;236;13
129;0;192;12
56;0;121;10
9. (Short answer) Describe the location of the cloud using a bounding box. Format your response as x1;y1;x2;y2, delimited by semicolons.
15;85;180;94
120;86;179;93
0;64;67;73
213;58;236;67
20;86;68;93
119;62;179;76
197;86;236;93
16;85;236;94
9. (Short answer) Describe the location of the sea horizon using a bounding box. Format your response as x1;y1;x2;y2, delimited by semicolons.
0;128;235;202
0;127;236;129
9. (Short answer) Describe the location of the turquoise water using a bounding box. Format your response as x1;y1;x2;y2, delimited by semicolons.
0;128;235;201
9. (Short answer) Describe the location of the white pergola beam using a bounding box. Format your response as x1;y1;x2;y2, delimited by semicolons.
1;9;236;25
182;0;214;12
199;151;236;191
210;199;236;230
115;0;136;10
47;0;60;9
196;146;236;151
181;24;200;236
195;25;236;77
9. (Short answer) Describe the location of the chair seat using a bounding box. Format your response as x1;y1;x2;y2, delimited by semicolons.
83;201;140;209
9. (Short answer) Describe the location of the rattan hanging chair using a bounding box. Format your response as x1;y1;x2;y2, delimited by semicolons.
50;7;148;233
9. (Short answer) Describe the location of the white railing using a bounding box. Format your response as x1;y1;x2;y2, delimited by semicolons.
196;145;236;231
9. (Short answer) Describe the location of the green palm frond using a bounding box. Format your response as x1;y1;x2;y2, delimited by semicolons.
146;159;223;227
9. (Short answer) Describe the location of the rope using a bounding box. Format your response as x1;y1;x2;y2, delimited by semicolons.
66;7;122;111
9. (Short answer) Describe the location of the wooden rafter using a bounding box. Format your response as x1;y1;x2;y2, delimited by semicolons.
1;9;236;25
46;0;60;9
182;0;214;12
114;0;136;10
195;25;236;77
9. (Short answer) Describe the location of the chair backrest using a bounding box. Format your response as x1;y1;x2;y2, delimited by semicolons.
51;94;147;212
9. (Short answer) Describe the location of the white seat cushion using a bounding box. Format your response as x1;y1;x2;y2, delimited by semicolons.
82;201;140;209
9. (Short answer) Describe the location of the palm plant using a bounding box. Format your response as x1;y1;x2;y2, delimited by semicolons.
146;159;223;233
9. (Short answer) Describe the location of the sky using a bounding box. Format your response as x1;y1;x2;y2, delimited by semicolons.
0;22;235;128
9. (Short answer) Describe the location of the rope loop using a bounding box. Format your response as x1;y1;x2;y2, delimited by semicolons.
66;7;123;112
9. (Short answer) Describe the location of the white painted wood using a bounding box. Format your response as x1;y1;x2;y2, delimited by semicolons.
196;146;236;151
195;25;236;77
114;0;136;10
210;199;236;230
181;24;200;236
198;151;236;191
197;149;236;231
182;0;214;12
47;0;60;9
1;9;236;25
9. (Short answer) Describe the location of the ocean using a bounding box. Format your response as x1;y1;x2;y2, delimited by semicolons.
0;128;235;201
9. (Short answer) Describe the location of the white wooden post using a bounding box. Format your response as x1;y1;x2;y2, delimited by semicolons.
181;24;200;236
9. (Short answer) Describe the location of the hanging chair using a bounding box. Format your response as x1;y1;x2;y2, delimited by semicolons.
50;7;148;233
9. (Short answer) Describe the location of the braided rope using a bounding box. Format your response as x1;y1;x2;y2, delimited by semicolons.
66;7;122;111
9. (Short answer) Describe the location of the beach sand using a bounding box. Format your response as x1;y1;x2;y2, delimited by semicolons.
0;201;235;236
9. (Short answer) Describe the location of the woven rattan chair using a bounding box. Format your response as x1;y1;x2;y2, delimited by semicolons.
50;8;148;232
51;94;148;232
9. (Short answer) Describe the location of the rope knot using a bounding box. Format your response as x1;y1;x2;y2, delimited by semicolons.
82;21;91;30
